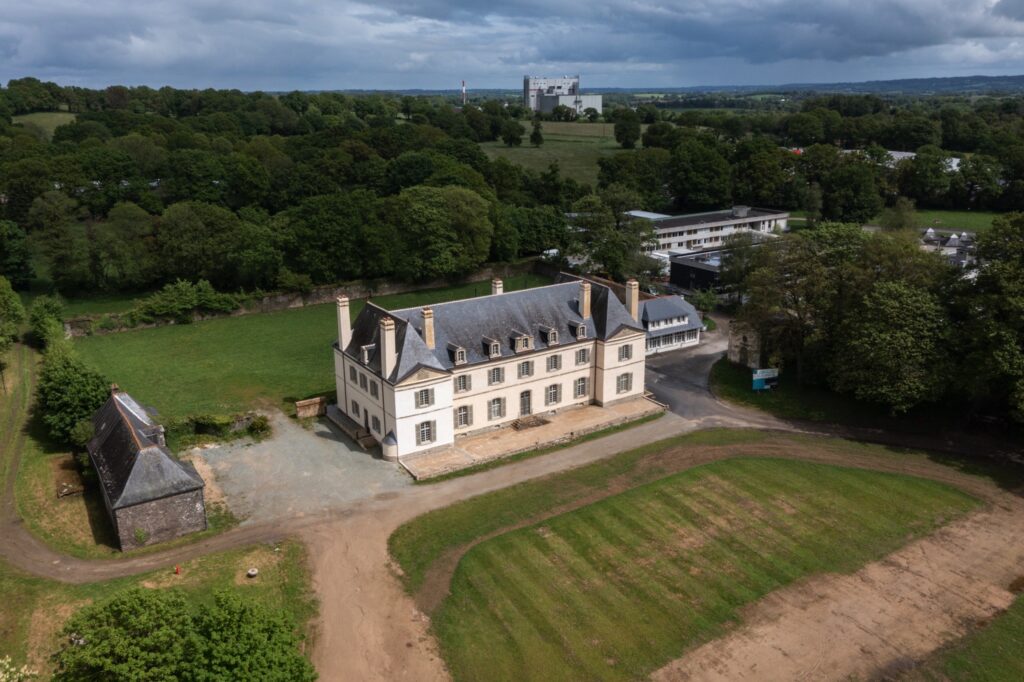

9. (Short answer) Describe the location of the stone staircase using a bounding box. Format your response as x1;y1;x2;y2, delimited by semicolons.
325;405;379;452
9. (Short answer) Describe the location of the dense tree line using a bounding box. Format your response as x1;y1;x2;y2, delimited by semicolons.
598;94;1024;217
729;215;1024;425
0;79;584;296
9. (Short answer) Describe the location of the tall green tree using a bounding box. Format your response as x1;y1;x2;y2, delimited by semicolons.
669;138;731;210
613;109;641;149
36;343;109;444
830;281;948;413
529;119;543;147
0;276;26;392
0;220;33;288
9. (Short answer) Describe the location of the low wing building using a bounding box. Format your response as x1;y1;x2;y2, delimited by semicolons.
333;277;646;460
639;296;703;355
86;387;206;550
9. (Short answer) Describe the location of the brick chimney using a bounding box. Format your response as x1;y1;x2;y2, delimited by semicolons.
379;317;396;378
336;296;351;350
422;307;435;349
625;279;639;322
491;278;504;295
579;281;591;320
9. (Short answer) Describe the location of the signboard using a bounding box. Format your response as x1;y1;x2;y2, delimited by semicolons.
752;368;780;391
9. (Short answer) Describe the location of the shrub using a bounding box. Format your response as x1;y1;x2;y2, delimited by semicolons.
277;268;314;295
69;419;94;448
36;344;109;444
26;294;64;347
247;415;271;438
132;527;149;545
135;280;240;324
189;414;232;436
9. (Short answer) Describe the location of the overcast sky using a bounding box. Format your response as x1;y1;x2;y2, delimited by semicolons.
3;1;1024;90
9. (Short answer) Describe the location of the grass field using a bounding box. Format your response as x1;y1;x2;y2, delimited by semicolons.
75;274;550;420
481;121;640;186
11;111;76;140
430;458;976;681
908;593;1024;681
913;209;1002;233
0;539;314;675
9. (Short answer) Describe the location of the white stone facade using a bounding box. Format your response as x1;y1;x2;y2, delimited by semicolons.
334;278;645;459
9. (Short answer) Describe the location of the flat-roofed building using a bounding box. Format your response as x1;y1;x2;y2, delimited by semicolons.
523;75;603;115
645;206;788;254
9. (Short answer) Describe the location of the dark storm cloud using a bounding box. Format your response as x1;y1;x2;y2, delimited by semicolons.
1;1;1024;88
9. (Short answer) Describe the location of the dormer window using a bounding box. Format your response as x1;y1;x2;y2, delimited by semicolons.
361;344;375;364
574;323;587;340
448;343;467;365
484;337;501;358
542;327;559;345
512;332;532;353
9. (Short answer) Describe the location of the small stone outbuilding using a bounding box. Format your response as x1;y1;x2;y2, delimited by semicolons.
86;387;206;550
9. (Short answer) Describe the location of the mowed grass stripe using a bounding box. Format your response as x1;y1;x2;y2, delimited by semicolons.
433;457;978;682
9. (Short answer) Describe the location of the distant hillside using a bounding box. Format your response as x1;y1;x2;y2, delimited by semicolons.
321;74;1024;97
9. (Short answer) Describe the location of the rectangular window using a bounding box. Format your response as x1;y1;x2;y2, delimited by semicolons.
349;366;357;382
545;384;561;406
371;416;381;433
350;400;359;416
454;348;467;364
575;323;587;339
455;405;472;428
514;336;531;352
546;354;562;372
686;329;698;341
488;397;506;420
616;373;633;394
455;374;470;393
488;367;504;385
489;342;501;358
518;361;533;378
414;388;434;408
416;421;435;445
546;329;559;345
575;348;590;365
370;381;379;398
574;377;588;398
618;344;633;361
360;373;368;390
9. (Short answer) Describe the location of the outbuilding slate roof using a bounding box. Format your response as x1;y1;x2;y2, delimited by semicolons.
344;278;644;383
639;296;703;334
87;390;204;510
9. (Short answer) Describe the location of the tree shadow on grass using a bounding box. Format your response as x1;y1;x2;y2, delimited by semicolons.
22;406;120;553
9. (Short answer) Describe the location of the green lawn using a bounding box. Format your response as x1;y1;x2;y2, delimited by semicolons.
0;539;314;675
75;274;551;420
12;111;76;140
432;458;976;681
908;593;1024;681
913;209;1002;233
481;121;641;186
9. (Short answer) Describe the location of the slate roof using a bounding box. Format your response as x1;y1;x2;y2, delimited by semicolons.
87;390;204;510
639;296;703;335
651;207;787;230
344;278;644;383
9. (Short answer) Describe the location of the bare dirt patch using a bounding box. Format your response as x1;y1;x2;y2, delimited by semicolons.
25;598;90;673
51;455;85;498
651;497;1024;682
233;545;283;586
187;454;225;508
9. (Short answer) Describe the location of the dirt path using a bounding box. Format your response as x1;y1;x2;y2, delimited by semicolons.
651;496;1024;682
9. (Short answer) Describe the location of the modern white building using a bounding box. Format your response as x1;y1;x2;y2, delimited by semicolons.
332;277;646;460
640;206;789;255
523;75;603;116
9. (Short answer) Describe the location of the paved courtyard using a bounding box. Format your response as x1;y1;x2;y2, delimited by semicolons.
194;411;411;525
401;396;665;480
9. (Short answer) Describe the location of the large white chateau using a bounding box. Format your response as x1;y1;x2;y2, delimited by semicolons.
333;277;646;460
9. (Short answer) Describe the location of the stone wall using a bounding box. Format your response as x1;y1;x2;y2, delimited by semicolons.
295;396;329;419
66;260;540;337
114;489;207;550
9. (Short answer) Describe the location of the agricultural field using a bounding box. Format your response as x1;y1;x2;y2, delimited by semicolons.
11;111;76;139
0;540;314;676
75;274;550;420
481;121;641;186
394;449;977;681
